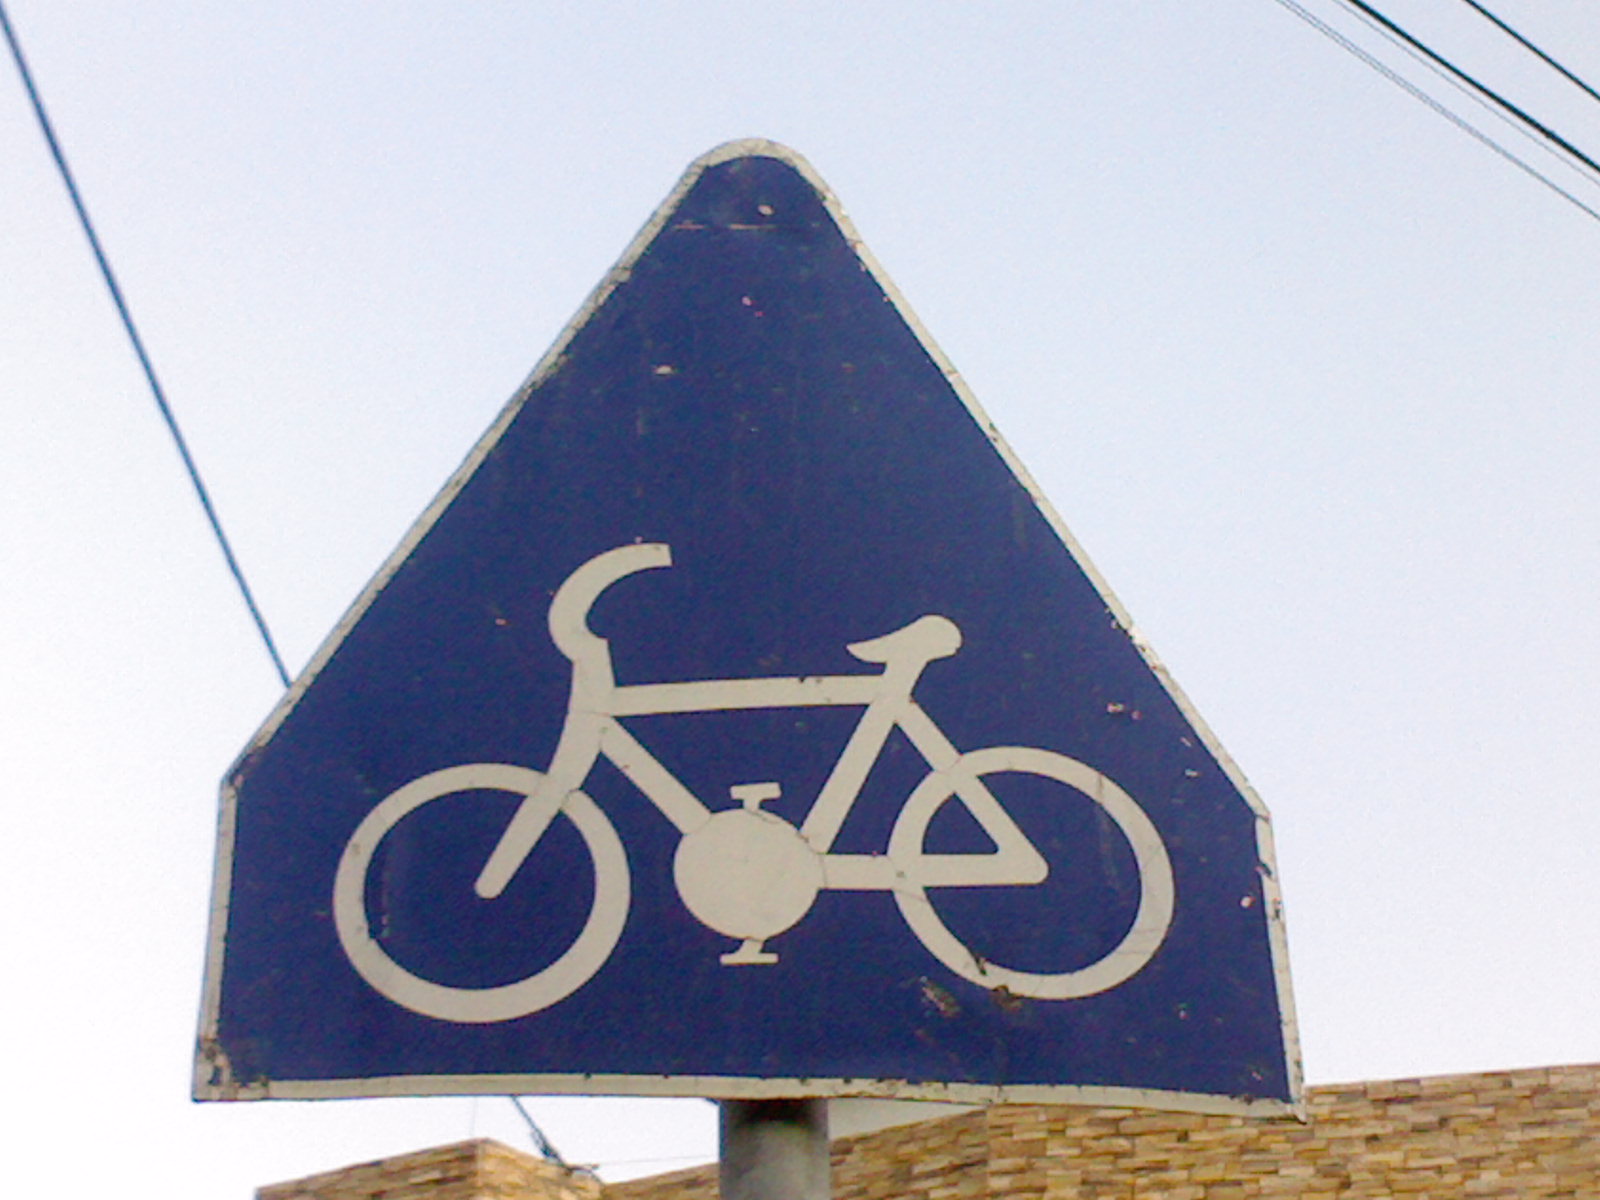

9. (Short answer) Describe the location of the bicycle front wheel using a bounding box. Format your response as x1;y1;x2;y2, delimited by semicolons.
888;746;1174;1000
332;763;629;1022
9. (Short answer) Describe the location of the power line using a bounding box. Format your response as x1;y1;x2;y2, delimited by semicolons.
1456;0;1600;109
1269;0;1600;224
0;1;292;689
1333;0;1600;184
1333;0;1595;183
508;1097;576;1170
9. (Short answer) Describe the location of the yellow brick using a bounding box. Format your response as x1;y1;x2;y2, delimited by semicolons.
259;1064;1600;1200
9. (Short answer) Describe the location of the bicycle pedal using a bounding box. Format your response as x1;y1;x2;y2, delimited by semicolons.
731;782;781;810
720;938;779;966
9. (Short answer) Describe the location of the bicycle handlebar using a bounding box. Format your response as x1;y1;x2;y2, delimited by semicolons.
548;542;674;661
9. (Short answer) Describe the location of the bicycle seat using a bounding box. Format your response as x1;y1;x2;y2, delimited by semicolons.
847;614;962;664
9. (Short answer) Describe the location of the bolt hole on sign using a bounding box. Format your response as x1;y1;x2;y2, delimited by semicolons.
195;141;1301;1117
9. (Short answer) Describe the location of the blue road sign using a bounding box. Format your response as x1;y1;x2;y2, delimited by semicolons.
195;141;1301;1115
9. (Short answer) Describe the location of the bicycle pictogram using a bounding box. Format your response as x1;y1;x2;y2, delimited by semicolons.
333;543;1175;1023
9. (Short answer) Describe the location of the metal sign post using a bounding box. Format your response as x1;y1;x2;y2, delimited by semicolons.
721;1099;830;1200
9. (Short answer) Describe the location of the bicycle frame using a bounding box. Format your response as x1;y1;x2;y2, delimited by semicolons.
332;542;1175;1017
473;543;1047;901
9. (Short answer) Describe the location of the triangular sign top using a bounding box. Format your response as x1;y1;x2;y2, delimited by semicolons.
196;140;1301;1116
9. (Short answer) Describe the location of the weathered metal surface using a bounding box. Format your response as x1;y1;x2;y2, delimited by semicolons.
721;1099;830;1200
194;140;1300;1115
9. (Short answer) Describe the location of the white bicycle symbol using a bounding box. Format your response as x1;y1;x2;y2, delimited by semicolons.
333;543;1175;1023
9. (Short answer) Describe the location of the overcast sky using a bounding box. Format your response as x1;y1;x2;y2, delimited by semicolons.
4;3;1598;1198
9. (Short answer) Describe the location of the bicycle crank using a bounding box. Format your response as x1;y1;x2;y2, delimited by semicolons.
672;782;823;964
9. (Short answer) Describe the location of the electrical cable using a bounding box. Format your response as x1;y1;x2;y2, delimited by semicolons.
0;0;292;689
1456;0;1600;108
1333;0;1595;183
1269;0;1600;224
1332;0;1600;183
509;1097;574;1169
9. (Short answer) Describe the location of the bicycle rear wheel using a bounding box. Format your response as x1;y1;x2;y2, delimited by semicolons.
888;746;1173;999
332;763;628;1022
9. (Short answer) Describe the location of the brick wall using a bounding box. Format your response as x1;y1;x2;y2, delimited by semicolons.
258;1139;602;1200
259;1063;1599;1200
608;1064;1600;1199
